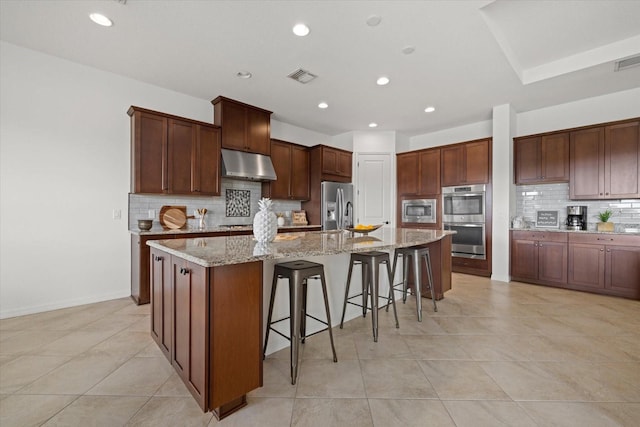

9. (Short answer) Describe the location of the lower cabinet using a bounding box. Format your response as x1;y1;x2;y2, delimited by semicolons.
511;231;567;286
149;248;263;419
510;231;640;300
568;233;640;299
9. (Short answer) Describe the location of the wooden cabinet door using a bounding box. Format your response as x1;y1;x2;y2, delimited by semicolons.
321;147;338;175
172;258;208;409
397;152;419;195
464;139;490;184
538;241;568;285
267;140;291;199
441;145;463;187
570;127;604;199
150;248;172;360
167;119;196;195
218;101;246;152
419;149;441;194
515;136;541;184
510;238;538;280
131;111;167;193
337;150;352;178
568;243;605;289
290;144;310;200
605;121;640;198
605;245;640;298
541;133;569;182
246;106;270;155
194;125;221;196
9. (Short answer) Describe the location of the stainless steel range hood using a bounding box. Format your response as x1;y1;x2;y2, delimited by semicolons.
220;149;277;181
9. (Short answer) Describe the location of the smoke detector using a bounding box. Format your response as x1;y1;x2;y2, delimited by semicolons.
287;68;317;84
614;54;640;72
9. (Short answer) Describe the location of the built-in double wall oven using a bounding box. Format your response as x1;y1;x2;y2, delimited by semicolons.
442;184;486;259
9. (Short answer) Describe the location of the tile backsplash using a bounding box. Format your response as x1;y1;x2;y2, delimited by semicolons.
515;183;640;232
128;179;301;230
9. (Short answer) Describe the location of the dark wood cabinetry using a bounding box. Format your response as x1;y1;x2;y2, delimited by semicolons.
515;133;569;184
150;247;172;360
567;233;640;299
570;121;640;199
212;96;272;155
441;138;490;186
510;231;567;286
510;231;640;300
129;107;221;196
397;148;440;196
149;247;263;419
262;139;309;200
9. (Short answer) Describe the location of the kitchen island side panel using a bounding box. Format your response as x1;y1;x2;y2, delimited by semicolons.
210;261;263;410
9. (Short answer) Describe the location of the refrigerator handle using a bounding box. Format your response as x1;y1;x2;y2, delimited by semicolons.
337;188;343;229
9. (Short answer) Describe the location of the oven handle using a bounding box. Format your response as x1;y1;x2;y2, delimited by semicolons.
443;192;484;198
444;223;484;227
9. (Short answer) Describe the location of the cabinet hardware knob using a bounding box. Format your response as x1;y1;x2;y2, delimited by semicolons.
607;249;611;252
154;256;163;261
606;193;609;195
600;249;604;252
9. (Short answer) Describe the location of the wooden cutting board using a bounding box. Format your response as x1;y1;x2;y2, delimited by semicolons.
160;205;187;229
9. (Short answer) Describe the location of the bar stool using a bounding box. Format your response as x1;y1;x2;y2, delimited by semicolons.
388;246;437;322
263;260;337;385
340;251;399;342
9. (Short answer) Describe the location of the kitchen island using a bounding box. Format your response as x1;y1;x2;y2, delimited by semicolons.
146;228;454;419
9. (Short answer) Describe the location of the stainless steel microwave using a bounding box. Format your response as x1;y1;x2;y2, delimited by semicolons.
401;199;437;224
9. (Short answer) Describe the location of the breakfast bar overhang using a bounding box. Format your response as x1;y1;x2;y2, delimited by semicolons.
146;228;454;419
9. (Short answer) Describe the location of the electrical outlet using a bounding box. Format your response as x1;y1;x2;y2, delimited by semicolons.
148;209;155;219
112;209;121;220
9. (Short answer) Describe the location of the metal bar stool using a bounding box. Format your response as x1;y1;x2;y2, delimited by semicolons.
263;260;337;385
340;251;399;342
388;245;437;322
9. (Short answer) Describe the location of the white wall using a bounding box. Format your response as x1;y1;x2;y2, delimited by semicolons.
0;42;330;318
409;120;492;151
270;120;330;147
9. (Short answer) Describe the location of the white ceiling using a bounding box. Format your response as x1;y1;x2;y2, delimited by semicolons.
1;0;639;136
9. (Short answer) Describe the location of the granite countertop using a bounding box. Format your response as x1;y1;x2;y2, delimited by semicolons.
130;224;320;236
146;228;456;268
510;227;640;236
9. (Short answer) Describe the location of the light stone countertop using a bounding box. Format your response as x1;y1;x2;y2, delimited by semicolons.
147;228;456;268
130;224;320;236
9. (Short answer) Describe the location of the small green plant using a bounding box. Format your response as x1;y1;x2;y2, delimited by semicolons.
598;209;613;222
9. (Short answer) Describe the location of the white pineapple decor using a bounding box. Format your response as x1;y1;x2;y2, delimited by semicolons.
253;198;278;243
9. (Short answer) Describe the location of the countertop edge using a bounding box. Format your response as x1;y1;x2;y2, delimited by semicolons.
510;227;640;236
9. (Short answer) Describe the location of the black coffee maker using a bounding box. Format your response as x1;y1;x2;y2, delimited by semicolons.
566;206;587;230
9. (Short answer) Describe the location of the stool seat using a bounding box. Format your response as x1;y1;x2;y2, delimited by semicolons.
264;259;337;385
340;251;399;342
389;245;437;322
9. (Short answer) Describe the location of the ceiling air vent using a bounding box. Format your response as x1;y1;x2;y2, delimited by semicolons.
287;68;317;84
614;55;640;72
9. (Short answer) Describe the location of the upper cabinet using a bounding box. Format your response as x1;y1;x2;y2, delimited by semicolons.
129;106;221;196
397;148;441;196
441;139;491;187
570;121;639;199
262;139;310;200
310;145;352;182
211;96;272;155
515;133;569;184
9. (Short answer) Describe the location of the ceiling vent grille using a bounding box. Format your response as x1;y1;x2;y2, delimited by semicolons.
614;55;640;72
287;68;317;84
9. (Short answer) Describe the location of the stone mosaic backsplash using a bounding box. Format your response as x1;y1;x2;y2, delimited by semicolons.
128;179;301;230
515;183;640;232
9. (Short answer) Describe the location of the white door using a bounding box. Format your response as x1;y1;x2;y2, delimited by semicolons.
356;153;393;228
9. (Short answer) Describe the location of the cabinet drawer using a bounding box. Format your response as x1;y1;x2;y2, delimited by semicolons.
568;233;640;246
511;230;567;242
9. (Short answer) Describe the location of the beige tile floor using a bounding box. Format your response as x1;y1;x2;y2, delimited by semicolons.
1;273;639;426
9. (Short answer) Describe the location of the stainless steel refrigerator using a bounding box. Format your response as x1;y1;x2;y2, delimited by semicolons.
321;181;354;230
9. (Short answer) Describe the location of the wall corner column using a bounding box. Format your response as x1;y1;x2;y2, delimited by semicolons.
491;104;516;282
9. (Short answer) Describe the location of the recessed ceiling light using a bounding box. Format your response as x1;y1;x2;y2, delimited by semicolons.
376;76;390;86
89;13;113;27
293;23;310;36
366;15;382;26
318;102;328;109
236;71;252;79
402;45;415;55
424;106;435;113
369;122;378;128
